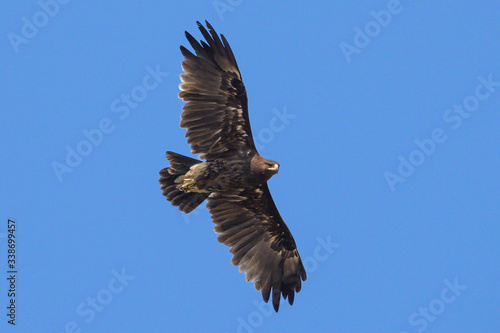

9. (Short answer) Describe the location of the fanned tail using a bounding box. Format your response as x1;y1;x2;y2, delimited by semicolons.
159;151;209;213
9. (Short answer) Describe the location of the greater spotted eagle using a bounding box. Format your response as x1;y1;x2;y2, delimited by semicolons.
159;21;306;312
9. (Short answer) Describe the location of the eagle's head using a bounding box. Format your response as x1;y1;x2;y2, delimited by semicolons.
251;154;280;180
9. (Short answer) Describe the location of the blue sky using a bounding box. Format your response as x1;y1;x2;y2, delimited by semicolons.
1;1;499;332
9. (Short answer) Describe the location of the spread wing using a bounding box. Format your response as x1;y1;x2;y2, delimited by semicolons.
178;21;255;160
207;183;307;312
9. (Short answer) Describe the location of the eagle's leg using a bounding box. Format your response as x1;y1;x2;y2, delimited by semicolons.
205;184;222;192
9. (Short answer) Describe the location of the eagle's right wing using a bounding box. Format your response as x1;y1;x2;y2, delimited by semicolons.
179;21;256;160
207;182;307;312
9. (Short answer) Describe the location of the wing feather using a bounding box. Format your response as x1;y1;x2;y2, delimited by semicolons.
207;183;307;312
179;21;255;160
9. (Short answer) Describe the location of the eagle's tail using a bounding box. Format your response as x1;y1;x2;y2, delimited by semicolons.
159;151;209;213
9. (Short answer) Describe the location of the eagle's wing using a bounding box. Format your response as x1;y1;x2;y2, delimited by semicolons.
179;21;255;160
207;182;307;312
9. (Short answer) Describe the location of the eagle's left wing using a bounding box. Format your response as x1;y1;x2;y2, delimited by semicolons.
207;183;307;312
178;21;256;160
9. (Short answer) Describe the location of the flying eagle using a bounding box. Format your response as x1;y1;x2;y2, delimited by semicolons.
159;21;306;312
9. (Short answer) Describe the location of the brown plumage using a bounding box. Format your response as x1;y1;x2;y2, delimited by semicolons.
159;21;306;312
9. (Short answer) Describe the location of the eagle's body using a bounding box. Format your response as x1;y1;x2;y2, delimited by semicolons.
159;21;306;312
178;153;279;193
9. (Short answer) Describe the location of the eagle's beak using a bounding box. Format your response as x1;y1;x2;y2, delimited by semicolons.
268;163;279;171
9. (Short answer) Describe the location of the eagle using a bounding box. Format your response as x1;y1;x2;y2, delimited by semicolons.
159;21;306;312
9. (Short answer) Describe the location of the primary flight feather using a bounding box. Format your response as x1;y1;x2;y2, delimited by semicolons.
159;21;306;312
